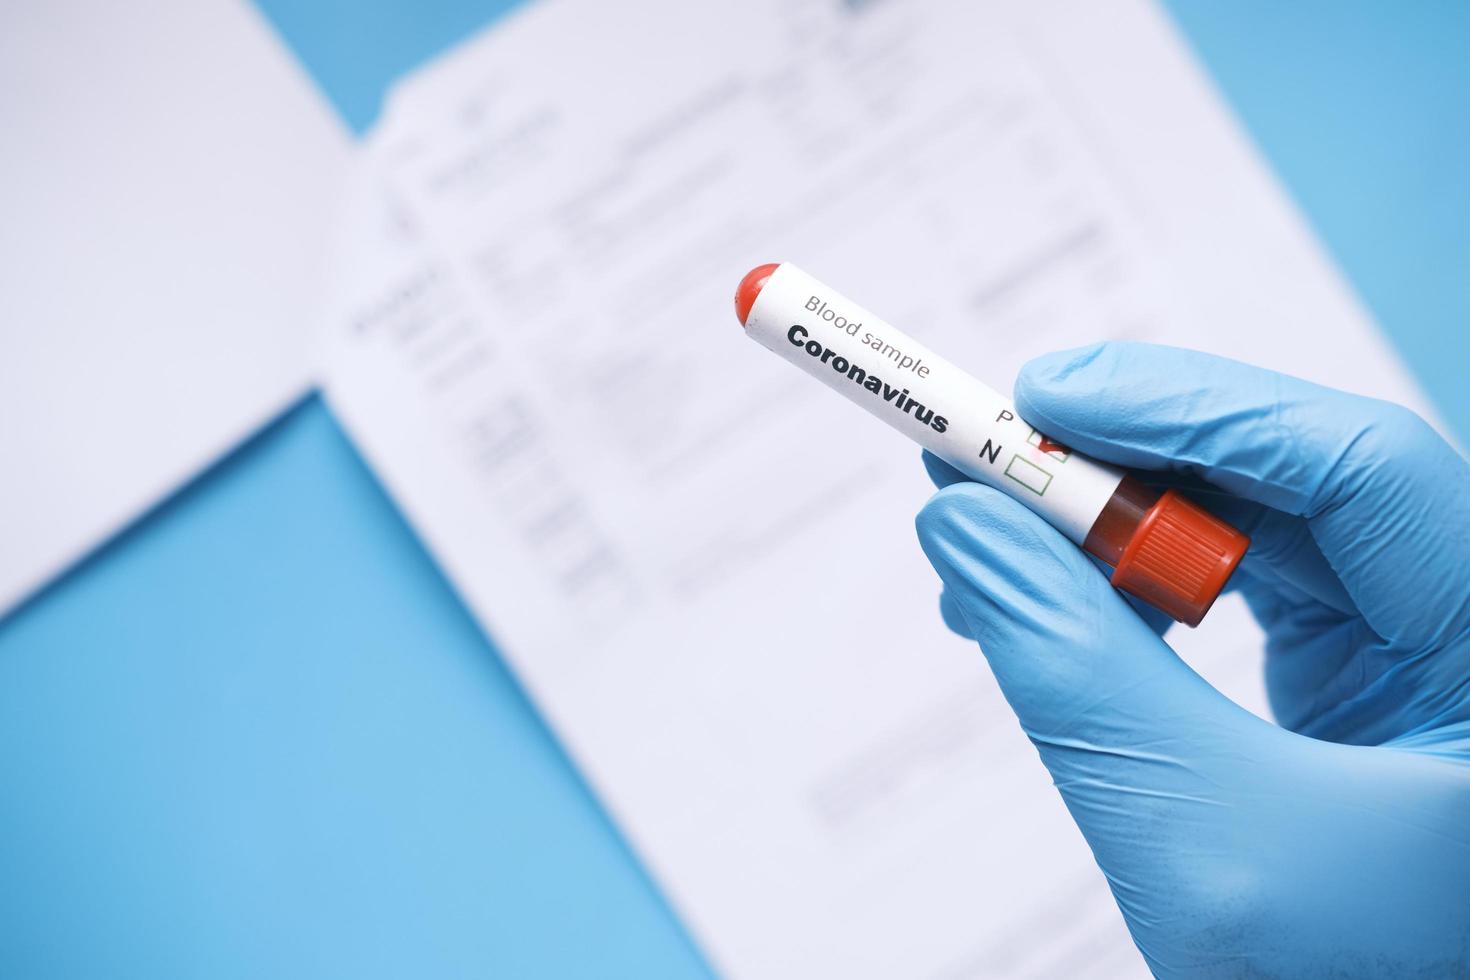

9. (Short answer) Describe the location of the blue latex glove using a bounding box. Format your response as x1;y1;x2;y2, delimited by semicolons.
916;342;1470;978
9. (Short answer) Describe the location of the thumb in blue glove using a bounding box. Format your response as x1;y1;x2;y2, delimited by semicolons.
916;342;1470;978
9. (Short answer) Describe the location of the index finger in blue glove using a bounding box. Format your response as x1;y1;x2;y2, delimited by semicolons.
923;451;1176;636
915;478;1267;761
1014;342;1470;649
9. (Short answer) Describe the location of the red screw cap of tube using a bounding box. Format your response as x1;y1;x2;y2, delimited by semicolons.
735;263;780;326
1110;490;1248;627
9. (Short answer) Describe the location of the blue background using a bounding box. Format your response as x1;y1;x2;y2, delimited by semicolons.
1;3;1467;976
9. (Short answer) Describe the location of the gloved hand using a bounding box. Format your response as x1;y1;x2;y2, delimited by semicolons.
916;342;1470;978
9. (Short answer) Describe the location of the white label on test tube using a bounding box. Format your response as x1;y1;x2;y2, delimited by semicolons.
743;263;1125;544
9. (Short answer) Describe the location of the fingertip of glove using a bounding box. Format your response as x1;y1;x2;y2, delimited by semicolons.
914;484;1006;595
1015;342;1117;416
915;483;1067;599
916;482;1137;647
914;482;989;551
1020;341;1113;383
939;589;974;639
921;450;970;490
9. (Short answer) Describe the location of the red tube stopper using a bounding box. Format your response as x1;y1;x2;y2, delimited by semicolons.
735;263;780;326
1109;490;1248;627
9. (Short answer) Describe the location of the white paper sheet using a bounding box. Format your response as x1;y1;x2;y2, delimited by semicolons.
319;1;1433;975
0;0;349;613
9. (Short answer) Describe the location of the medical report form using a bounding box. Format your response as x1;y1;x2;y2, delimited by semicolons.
319;0;1433;975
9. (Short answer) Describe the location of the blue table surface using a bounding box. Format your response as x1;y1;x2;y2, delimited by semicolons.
2;3;1467;977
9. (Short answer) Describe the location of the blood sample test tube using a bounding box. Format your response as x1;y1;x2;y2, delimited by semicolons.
735;262;1248;626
